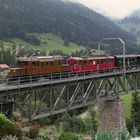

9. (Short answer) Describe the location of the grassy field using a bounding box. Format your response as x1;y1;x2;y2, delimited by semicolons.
0;33;105;56
10;33;85;55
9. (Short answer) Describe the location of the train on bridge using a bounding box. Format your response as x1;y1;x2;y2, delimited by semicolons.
7;54;140;79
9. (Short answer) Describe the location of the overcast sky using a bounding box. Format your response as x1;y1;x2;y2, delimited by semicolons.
65;0;140;19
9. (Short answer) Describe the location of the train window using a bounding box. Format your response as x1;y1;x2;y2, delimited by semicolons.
103;60;107;63
100;60;103;64
84;61;87;64
96;60;99;64
62;60;65;64
58;61;61;65
90;60;92;64
71;62;76;65
18;61;22;65
87;60;89;64
93;61;96;65
36;62;39;67
46;62;49;65
32;62;36;66
76;61;79;64
79;61;82;65
50;62;53;65
23;61;28;65
41;63;44;66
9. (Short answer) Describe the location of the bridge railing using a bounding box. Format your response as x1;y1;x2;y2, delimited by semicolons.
0;65;139;87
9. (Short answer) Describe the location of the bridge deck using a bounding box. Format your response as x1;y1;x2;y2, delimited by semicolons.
0;68;140;93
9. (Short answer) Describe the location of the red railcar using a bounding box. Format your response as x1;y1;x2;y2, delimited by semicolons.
67;56;115;72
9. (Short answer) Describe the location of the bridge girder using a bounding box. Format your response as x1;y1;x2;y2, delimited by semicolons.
0;73;140;121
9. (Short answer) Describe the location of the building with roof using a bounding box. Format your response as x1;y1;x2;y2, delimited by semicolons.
0;64;9;70
0;64;9;79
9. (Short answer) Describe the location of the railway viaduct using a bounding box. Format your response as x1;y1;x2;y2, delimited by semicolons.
0;68;140;131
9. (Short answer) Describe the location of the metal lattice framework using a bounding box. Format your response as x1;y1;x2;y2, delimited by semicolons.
0;71;140;121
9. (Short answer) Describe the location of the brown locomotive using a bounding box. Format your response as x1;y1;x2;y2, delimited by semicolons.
8;56;67;77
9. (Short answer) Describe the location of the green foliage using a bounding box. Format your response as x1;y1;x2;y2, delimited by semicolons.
58;132;79;140
64;38;70;47
0;42;16;66
49;49;67;56
84;116;97;133
95;131;117;140
0;113;13;138
2;135;18;140
0;113;22;139
58;113;86;133
94;131;130;140
131;93;140;134
118;131;130;140
37;131;50;140
19;33;41;45
57;111;97;135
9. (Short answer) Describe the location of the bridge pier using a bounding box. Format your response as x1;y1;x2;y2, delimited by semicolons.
98;99;126;131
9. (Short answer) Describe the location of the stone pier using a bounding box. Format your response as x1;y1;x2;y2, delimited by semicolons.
98;99;126;131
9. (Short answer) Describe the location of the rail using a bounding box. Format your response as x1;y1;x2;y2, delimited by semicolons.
0;65;140;90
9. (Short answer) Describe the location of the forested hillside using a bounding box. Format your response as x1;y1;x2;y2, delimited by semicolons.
0;0;138;53
118;9;140;38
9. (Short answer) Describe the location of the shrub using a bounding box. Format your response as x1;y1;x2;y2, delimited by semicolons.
93;130;130;140
57;113;86;133
95;131;117;140
13;112;21;122
0;113;13;138
2;135;18;140
64;116;86;133
118;131;130;140
84;117;97;133
11;122;22;138
0;113;22;139
29;122;41;139
37;131;50;140
58;132;79;140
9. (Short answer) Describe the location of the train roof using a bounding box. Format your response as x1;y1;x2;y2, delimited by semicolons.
68;56;114;61
0;64;9;70
115;55;140;58
17;55;65;62
10;67;24;70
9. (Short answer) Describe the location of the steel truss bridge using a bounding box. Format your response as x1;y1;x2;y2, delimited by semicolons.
0;67;140;121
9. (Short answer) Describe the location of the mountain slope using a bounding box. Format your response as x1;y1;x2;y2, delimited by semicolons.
0;0;138;53
118;9;140;38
